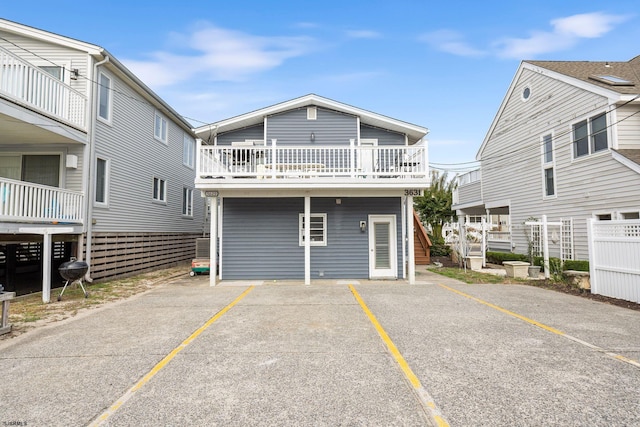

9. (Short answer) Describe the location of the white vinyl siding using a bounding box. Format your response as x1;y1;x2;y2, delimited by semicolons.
183;134;195;168
98;72;112;123
154;111;168;144
299;213;327;246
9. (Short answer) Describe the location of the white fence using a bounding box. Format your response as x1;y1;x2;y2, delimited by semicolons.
0;177;84;224
0;46;87;130
587;219;640;303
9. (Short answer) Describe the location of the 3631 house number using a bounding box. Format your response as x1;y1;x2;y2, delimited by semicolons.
404;189;422;197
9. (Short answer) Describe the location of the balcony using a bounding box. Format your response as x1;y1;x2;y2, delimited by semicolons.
196;141;429;189
0;177;84;225
0;46;87;131
452;169;482;208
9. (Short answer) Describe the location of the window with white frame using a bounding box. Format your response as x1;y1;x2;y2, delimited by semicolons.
182;187;193;216
299;213;327;246
541;133;555;197
183;134;195;168
95;157;109;205
620;211;640;220
154;111;168;143
153;177;166;202
572;112;608;159
98;72;112;122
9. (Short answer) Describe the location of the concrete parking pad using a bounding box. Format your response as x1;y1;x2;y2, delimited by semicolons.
1;271;639;426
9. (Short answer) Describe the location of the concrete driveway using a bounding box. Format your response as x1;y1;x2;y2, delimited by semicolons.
1;269;639;426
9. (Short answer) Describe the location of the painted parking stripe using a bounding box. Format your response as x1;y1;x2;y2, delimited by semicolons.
438;284;640;369
349;285;450;427
89;286;254;426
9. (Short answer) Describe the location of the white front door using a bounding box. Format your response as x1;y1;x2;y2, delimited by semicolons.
359;138;378;174
368;215;397;279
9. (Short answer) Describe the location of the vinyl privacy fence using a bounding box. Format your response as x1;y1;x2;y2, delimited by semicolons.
587;219;640;303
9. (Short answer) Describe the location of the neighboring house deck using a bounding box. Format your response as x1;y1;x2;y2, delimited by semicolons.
453;55;640;264
0;19;205;301
194;94;430;284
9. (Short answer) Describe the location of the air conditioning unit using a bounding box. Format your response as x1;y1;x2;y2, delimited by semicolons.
195;238;210;259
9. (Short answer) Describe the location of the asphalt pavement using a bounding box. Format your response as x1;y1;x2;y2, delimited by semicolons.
1;267;639;426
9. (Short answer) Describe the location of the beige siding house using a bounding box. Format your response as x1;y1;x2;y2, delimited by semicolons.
0;19;205;300
453;55;640;261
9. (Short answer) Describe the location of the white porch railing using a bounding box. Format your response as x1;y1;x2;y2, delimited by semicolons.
198;142;428;180
0;46;87;130
0;177;84;224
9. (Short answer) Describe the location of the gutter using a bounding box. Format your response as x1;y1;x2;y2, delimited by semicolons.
83;54;110;282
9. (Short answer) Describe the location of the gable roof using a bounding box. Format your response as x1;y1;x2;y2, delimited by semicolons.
194;94;429;144
476;55;640;160
0;18;194;133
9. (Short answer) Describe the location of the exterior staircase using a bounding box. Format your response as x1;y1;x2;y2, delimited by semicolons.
413;210;432;265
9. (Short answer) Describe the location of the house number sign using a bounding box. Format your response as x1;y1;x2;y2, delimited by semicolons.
204;190;219;197
404;189;422;196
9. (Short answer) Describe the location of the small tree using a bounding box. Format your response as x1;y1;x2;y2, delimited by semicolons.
414;170;458;255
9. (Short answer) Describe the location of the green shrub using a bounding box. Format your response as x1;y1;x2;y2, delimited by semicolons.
563;260;590;272
486;251;528;264
431;242;451;257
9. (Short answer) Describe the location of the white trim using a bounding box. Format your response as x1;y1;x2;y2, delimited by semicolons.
541;132;557;199
183;133;195;169
612;150;640;174
570;110;610;160
298;213;327;246
96;71;112;125
94;156;110;208
154;111;168;144
368;214;398;279
152;177;167;203
304;197;311;285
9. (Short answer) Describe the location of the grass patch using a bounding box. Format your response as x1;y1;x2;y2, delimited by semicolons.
428;267;531;284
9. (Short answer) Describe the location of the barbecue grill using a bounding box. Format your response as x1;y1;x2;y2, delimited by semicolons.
58;258;89;301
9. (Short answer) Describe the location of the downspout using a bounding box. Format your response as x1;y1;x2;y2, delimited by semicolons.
84;54;110;282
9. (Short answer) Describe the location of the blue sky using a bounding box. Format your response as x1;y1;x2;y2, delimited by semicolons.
3;1;639;172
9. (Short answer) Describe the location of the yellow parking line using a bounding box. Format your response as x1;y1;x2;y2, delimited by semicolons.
438;283;640;369
349;285;450;427
89;286;254;426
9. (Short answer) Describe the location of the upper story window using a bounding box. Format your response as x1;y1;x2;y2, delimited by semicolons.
154;111;168;144
153;177;166;203
98;72;112;123
183;134;195;168
521;86;531;101
541;133;555;197
573;112;608;159
95;157;109;206
307;106;317;120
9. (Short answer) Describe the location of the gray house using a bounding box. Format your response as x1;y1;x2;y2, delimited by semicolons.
194;94;430;284
453;55;640;262
0;19;205;301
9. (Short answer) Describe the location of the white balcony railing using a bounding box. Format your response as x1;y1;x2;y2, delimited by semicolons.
0;46;87;130
197;142;428;181
0;177;84;224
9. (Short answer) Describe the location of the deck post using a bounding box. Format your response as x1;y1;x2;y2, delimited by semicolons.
407;196;415;284
210;196;218;286
42;232;52;303
304;196;311;285
349;139;355;178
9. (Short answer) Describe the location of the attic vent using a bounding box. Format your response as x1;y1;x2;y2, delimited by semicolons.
307;106;317;120
589;75;634;86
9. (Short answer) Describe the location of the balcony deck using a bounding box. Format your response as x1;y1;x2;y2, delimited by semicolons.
196;143;429;190
0;177;84;226
0;46;87;131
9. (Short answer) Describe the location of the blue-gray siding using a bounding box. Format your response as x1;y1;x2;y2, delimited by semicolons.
216;124;264;146
267;107;357;146
361;124;405;145
222;197;402;280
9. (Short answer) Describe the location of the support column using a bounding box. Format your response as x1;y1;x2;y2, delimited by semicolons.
42;233;52;303
210;196;218;287
542;214;550;279
304;196;311;285
407;196;415;284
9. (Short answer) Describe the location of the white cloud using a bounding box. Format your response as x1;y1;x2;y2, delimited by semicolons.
346;30;382;39
419;30;486;57
122;23;315;87
494;12;629;58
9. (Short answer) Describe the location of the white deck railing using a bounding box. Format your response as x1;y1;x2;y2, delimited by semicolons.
0;177;84;224
198;142;428;180
0;46;87;130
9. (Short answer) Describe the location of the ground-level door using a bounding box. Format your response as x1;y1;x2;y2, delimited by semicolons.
368;214;397;279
